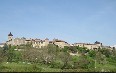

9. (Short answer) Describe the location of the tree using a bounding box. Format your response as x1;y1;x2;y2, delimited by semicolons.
0;49;3;70
22;44;60;65
62;46;69;52
7;46;16;62
96;51;106;65
0;49;7;70
39;47;56;64
100;48;112;58
73;54;89;69
3;44;8;52
77;47;87;54
47;44;60;55
58;52;72;69
22;48;40;63
69;46;77;53
88;50;96;59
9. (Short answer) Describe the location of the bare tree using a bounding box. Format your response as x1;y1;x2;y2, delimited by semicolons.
39;46;56;64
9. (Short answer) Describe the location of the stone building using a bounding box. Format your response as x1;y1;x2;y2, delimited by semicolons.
73;41;102;50
6;32;26;46
0;43;5;47
13;37;26;46
6;32;50;48
52;39;70;48
6;32;14;45
32;38;49;48
5;32;104;50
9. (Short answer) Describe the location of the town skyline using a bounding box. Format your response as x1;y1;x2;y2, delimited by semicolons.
0;32;114;46
0;0;116;46
0;32;103;50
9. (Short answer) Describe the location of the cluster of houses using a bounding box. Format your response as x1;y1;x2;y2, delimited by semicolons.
0;32;70;48
0;32;115;50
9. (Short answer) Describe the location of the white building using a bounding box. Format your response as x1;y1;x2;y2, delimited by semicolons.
0;43;5;47
52;39;71;48
73;41;102;50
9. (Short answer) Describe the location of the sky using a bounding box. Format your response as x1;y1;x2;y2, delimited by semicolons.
0;0;116;46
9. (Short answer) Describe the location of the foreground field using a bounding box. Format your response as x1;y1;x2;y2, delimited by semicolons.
0;62;61;72
0;62;116;72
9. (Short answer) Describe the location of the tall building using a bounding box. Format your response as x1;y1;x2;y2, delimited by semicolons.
6;32;26;46
8;32;13;41
7;32;14;45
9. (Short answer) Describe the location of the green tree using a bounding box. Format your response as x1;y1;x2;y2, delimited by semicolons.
96;51;107;65
47;44;60;55
69;46;77;53
77;47;87;54
62;46;69;52
88;50;96;59
73;54;89;69
100;48;112;58
58;52;72;69
3;44;8;52
6;45;17;62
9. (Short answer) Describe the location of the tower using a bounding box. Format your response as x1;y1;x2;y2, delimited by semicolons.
45;38;49;46
94;41;102;47
8;32;13;41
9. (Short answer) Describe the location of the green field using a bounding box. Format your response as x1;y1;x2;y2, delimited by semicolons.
0;62;61;72
0;61;116;72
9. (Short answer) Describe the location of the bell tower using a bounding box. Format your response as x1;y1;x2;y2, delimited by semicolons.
8;32;13;41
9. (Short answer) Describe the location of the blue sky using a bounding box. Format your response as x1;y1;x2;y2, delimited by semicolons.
0;0;116;46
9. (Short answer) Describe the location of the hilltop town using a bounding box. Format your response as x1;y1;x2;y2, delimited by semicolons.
0;32;116;72
0;32;115;50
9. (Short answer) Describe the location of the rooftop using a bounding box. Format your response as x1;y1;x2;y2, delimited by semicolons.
8;32;13;36
0;43;5;45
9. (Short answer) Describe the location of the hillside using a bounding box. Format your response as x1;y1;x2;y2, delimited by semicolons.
0;44;116;72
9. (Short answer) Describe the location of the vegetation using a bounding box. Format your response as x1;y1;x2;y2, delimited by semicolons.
0;44;116;72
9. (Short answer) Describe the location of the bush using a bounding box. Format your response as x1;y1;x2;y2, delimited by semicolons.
73;55;94;69
88;50;96;58
32;64;42;72
72;56;79;62
50;60;63;68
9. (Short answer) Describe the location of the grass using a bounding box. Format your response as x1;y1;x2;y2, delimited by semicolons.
95;62;116;72
0;62;61;72
0;62;116;72
1;62;41;72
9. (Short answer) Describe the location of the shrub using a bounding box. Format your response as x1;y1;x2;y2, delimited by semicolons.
50;60;63;68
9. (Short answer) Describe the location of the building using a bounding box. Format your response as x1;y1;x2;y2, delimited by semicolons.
13;37;26;46
6;32;14;45
73;41;102;50
52;39;71;48
0;43;5;47
102;45;114;50
110;45;116;50
6;32;50;48
5;32;105;49
6;32;26;46
32;38;49;48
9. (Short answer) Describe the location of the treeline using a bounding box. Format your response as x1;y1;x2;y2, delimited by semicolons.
0;43;116;72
